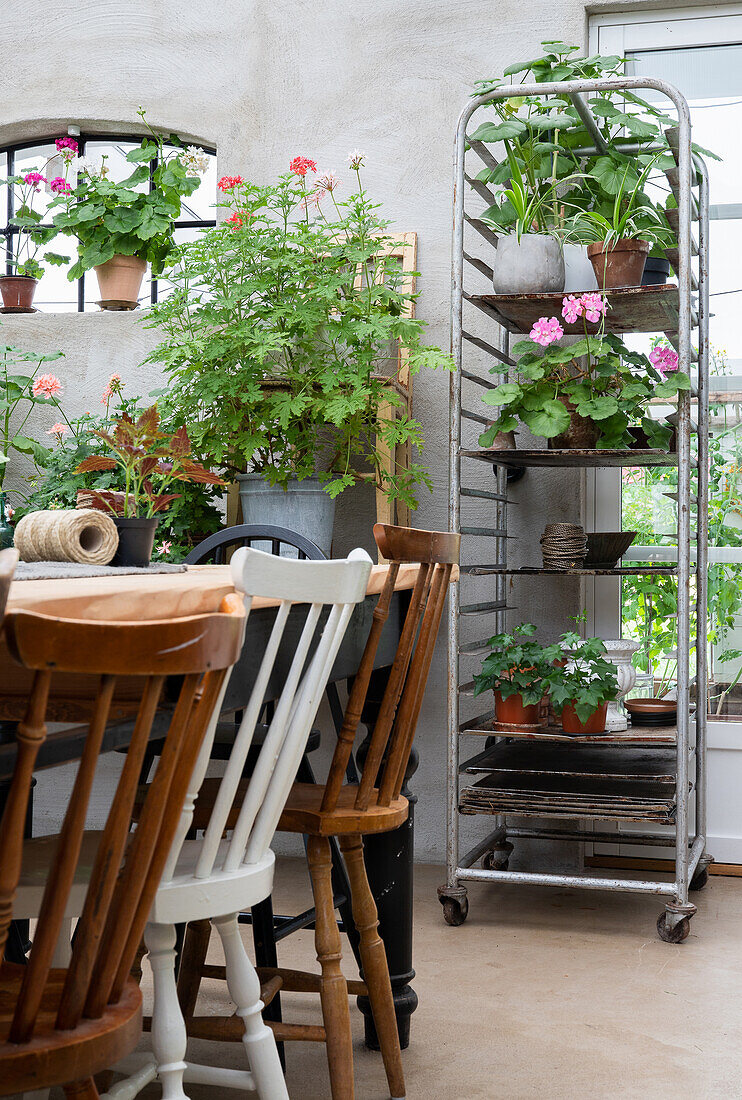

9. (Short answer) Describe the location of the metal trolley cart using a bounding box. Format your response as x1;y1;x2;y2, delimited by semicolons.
439;76;711;943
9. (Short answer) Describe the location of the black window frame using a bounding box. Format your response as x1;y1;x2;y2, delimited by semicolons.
1;132;216;311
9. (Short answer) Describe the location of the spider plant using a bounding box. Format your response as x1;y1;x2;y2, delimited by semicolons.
565;152;672;251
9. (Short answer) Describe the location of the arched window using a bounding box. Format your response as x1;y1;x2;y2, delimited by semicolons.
1;133;216;311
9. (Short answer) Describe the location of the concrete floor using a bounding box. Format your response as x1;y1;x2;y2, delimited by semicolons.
125;859;742;1099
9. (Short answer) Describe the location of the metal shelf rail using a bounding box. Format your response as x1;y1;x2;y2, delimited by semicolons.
439;76;711;942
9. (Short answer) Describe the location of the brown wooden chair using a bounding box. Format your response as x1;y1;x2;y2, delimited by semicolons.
0;595;245;1099
183;523;460;1099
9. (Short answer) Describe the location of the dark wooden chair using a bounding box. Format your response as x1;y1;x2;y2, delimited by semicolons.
184;523;460;1100
0;595;245;1099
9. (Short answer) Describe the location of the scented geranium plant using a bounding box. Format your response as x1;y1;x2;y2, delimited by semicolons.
0;138;75;279
75;402;225;519
0;342;67;494
472;623;564;704
47;111;208;280
550;629;619;723
479;292;690;448
145;151;452;505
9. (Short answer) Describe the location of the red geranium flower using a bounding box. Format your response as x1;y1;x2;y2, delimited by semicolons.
289;156;317;177
226;212;244;228
217;175;244;192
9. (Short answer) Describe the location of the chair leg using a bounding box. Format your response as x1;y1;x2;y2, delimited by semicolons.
63;1080;100;1099
145;922;189;1100
212;913;287;1100
339;835;405;1100
307;835;354;1100
176;919;211;1019
250;896;285;1068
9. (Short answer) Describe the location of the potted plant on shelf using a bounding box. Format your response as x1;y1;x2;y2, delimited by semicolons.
47;110;208;309
478;293;691;450
0;150;71;311
565;155;674;289
473;622;563;726
144;154;452;553
550;628;620;735
75;403;224;566
0;341;67;546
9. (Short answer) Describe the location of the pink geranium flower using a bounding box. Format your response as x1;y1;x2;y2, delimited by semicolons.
315;172;341;193
49;177;71;194
23;171;47;191
157;540;173;555
649;346;679;375
562;295;583;324
46;422;69;439
55;136;78;160
217;175;244;192
529;316;564;347
582;292;607;324
32;373;63;399
289;156;317;177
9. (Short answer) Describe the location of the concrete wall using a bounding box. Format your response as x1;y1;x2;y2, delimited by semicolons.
1;0;678;860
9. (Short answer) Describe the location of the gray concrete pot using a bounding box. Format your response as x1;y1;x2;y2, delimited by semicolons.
237;473;336;557
491;234;564;294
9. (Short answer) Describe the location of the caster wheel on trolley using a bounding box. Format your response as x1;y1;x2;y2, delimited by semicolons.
482;850;509;872
656;912;691;944
440;895;469;926
690;867;709;892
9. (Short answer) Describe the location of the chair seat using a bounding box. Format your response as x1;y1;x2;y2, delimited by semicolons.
14;833;275;927
0;963;142;1094
193;779;409;837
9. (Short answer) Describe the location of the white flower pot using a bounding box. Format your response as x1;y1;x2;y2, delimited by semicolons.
563;243;599;293
491;233;565;294
602;639;640;731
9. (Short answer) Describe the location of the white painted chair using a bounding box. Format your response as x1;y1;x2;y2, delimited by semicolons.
14;545;373;1100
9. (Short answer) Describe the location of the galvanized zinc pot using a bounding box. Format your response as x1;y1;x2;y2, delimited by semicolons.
491;234;565;294
237;473;336;557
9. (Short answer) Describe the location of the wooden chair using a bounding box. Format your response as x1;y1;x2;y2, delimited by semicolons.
183;523;460;1100
0;595;246;1100
0;549;17;622
41;545;370;1100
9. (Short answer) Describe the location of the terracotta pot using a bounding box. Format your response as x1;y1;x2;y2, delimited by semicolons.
560;701;609;736
493;690;544;727
548;398;600;450
0;275;38;312
587;239;649;290
94;254;147;307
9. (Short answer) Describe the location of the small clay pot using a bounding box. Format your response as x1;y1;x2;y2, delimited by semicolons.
560;701;609;736
587;239;649;290
548;398;600;450
112;516;159;567
494;690;544;727
94;254;147;308
0;275;38;312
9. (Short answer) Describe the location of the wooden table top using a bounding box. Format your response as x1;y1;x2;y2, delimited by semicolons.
6;562;429;621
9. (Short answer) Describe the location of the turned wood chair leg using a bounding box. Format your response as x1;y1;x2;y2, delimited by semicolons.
145;922;189;1100
250;895;285;1069
340;835;405;1100
212;913;287;1100
307;835;354;1100
63;1079;100;1099
176;918;211;1019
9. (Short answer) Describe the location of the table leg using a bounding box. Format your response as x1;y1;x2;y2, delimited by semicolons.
356;669;419;1051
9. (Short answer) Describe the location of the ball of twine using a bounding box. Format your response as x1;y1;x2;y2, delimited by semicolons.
540;522;587;569
14;509;119;565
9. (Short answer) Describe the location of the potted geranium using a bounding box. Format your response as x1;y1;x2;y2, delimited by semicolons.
472;623;563;726
550;629;620;735
75;404;224;566
144;152;452;553
0;143;72;310
479;292;691;450
47;110;208;308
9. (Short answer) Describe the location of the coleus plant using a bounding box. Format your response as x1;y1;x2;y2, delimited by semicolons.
479;292;691;449
472;623;564;705
549;629;619;723
75;404;225;518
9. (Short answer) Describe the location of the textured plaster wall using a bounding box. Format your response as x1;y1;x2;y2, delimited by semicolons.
2;0;662;861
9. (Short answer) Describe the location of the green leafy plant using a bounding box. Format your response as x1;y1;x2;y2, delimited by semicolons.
0;157;70;279
479;306;691;449
564;153;673;250
0;343;67;494
75;403;224;518
144;155;452;506
47;110;206;280
549;629;619;722
472;623;563;704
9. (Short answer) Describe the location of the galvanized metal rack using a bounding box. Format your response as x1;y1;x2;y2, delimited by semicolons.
439;77;711;943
